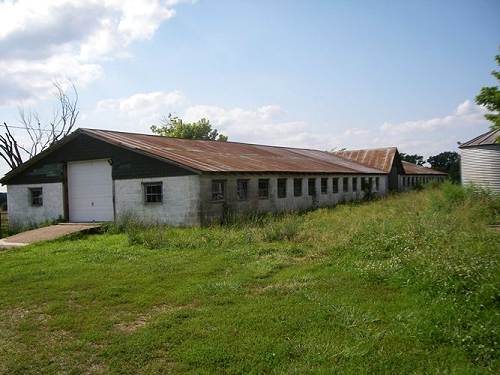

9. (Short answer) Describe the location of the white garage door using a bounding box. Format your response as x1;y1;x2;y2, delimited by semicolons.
67;160;114;222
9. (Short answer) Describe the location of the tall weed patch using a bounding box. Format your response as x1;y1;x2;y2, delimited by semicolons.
352;184;500;366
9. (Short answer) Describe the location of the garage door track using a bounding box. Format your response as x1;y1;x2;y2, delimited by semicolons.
0;223;102;249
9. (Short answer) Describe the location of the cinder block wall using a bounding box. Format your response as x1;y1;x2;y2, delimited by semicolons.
114;175;201;226
7;183;64;229
199;174;388;225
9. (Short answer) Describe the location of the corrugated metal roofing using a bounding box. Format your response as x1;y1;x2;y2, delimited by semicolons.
401;161;447;175
459;129;500;148
83;128;384;174
333;147;397;173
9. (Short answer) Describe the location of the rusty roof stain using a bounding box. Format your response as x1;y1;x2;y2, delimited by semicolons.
332;147;398;173
401;161;447;175
459;129;500;148
82;129;385;174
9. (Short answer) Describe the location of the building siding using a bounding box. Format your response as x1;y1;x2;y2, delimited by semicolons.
461;145;500;193
7;182;64;229
114;175;201;226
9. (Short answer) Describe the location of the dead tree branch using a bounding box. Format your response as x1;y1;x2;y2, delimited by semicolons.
0;81;79;170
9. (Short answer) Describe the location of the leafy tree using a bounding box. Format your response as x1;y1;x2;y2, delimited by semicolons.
427;151;460;182
151;114;228;141
399;152;425;166
475;51;500;140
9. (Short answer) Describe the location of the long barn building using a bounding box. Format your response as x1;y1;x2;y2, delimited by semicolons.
1;128;446;228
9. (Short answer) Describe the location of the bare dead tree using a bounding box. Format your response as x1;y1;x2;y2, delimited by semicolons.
0;81;79;170
0;123;24;169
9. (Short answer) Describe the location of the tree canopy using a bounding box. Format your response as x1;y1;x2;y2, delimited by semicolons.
475;52;500;138
151;114;228;141
427;151;460;183
399;153;425;166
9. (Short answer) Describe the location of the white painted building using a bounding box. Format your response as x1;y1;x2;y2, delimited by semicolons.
1;128;443;229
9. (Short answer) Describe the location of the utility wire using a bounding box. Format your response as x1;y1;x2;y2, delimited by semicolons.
1;124;65;133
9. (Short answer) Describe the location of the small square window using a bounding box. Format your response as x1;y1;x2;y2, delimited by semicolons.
143;182;163;203
321;178;328;194
353;177;358;192
30;187;43;207
211;180;225;201
293;178;302;197
258;179;269;199
237;179;248;201
332;178;339;193
342;177;349;193
308;178;316;196
277;178;287;198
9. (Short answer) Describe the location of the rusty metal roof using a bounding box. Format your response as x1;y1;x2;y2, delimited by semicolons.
459;129;500;148
82;128;385;174
401;161;447;175
333;147;398;173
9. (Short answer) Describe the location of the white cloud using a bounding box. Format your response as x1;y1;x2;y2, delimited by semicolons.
380;100;486;134
89;92;491;157
98;90;186;114
0;0;186;105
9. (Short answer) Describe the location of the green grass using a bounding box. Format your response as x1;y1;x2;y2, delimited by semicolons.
0;183;499;374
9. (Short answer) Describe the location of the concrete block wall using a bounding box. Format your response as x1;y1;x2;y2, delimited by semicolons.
7;182;64;229
114;175;201;226
398;175;445;191
200;174;388;224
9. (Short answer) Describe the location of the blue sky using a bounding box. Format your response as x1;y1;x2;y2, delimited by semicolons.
0;0;499;178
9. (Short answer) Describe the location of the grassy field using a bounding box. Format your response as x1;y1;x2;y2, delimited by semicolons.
0;183;498;374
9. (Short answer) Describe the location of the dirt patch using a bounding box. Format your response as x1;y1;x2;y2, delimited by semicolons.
248;280;315;295
115;303;198;334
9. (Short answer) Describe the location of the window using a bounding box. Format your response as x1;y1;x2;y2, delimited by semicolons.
258;179;269;199
321;178;328;194
308;178;316;196
143;182;163;203
277;178;287;198
332;178;339;193
342;177;349;193
352;177;358;192
294;178;302;197
211;180;225;201
237;179;248;201
361;177;367;191
368;177;373;191
29;187;43;206
375;177;379;191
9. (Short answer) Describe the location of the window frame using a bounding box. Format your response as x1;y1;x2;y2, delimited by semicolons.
258;178;270;200
308;178;316;196
342;177;349;193
320;178;328;194
211;179;226;202
277;178;287;199
352;177;358;192
29;187;43;207
332;177;339;193
293;178;302;197
143;182;163;204
236;179;249;201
